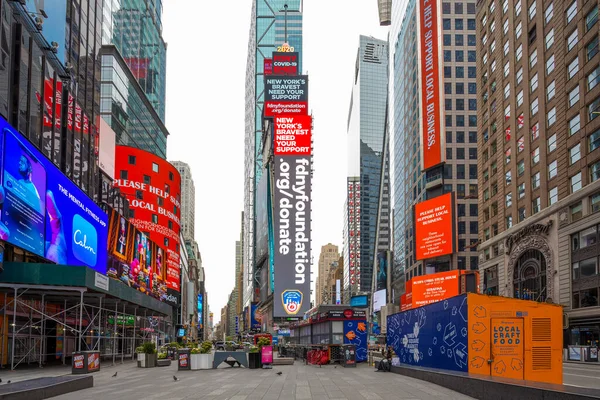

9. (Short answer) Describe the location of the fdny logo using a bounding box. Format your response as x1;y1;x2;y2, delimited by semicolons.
282;290;303;315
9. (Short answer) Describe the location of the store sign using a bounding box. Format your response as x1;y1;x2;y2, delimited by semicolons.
504;220;553;254
418;0;444;170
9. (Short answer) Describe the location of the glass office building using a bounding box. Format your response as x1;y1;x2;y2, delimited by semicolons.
100;46;168;159
102;0;167;121
344;35;389;294
243;0;303;310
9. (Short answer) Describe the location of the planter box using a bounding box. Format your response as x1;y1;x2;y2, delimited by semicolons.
248;352;261;369
191;353;213;370
157;359;171;367
137;353;157;368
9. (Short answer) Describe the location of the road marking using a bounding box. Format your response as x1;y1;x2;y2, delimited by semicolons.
564;372;600;380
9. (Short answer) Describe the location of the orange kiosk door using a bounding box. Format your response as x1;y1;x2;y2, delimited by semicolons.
490;318;524;380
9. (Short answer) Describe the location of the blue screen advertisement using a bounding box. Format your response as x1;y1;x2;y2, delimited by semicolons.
343;320;367;362
0;117;108;272
387;294;469;372
197;294;203;325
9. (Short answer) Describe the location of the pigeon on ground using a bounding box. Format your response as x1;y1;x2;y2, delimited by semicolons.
112;372;117;378
173;376;179;381
6;381;10;384
0;378;2;382
276;371;282;376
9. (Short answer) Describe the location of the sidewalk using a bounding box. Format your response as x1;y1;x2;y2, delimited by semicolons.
35;360;472;400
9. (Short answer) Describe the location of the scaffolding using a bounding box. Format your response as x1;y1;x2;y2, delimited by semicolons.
0;283;172;370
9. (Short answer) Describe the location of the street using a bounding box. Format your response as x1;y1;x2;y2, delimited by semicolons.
563;362;600;390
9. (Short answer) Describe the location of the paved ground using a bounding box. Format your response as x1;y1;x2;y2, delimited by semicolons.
42;361;473;400
563;362;600;389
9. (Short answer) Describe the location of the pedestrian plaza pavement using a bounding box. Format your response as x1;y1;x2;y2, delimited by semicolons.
40;359;474;400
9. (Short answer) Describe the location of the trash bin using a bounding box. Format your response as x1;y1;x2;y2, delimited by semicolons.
72;351;101;374
178;348;191;371
343;344;356;368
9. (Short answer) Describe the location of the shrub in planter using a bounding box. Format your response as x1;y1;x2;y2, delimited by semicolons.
137;342;157;368
157;352;171;367
190;341;213;370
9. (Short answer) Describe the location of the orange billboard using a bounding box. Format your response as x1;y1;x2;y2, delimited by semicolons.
411;270;460;307
414;193;454;260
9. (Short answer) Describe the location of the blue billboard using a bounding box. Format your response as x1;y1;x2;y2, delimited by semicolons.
251;302;261;330
343;319;367;362
25;1;68;64
387;294;469;372
197;294;203;326
0;117;108;272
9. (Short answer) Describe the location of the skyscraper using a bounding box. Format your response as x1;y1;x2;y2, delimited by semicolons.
344;36;389;297
172;161;196;241
316;244;340;305
243;0;303;312
391;0;479;306
476;0;600;343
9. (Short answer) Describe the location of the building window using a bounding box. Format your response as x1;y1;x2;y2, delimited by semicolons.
591;192;600;212
532;197;541;214
517;90;524;106
569;86;580;107
136;190;143;200
545;28;554;49
164;237;169;247
586;5;599;31
547;107;556;126
456;19;464;30
569;114;581;136
587;65;600;91
515;21;522;38
169;171;174;181
531;98;539;115
545;2;554;24
168;221;173;230
506;192;512;207
546;54;555;75
506;171;512;185
567;29;578;52
548;134;557;153
566;1;577;24
547;80;556;101
571;172;583;193
516;44;523;61
517;160;525;176
518;207;526;222
589;129;600;152
152;163;159;173
572;257;598;280
120;170;128;180
532;172;540;189
506;215;513;228
143;175;151;185
549;187;558;205
128;155;136;165
571;202;583;222
531;122;540;141
548;160;558;179
568;58;579;79
516;66;523;83
588;97;600;120
587;37;599;61
590;160;600;182
518;183;526;198
530;74;538;93
570;144;581;164
152;214;158;224
158;197;164;207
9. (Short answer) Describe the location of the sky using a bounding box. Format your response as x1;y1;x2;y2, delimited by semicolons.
163;1;389;325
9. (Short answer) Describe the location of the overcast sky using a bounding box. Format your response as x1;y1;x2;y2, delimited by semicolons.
163;1;389;325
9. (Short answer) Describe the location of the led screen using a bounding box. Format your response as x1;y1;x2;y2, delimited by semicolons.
0;117;108;271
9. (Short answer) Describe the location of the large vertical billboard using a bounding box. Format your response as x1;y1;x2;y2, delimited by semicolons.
417;0;444;170
113;146;181;291
414;192;455;260
347;178;361;288
273;116;312;318
0;116;108;271
264;75;308;117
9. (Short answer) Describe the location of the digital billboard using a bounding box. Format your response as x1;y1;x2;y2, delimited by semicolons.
347;178;361;288
197;294;203;327
272;52;299;75
273;115;312;318
98;117;116;178
0;117;108;271
264;58;273;75
376;250;388;291
255;172;269;264
411;270;461;307
106;207;170;303
414;192;454;261
114;146;181;291
264;75;308;117
274;115;312;155
25;1;68;64
417;0;444;170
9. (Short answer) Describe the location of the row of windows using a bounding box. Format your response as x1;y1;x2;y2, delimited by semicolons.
443;50;477;63
442;2;476;15
443;34;477;47
447;131;478;143
443;18;476;31
444;82;477;95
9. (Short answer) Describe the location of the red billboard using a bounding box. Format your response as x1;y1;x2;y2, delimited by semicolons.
274;115;312;155
272;52;299;75
411;270;461;307
113;146;181;291
418;0;443;170
414;192;454;261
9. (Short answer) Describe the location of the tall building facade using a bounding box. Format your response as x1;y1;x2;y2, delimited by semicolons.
316;244;340;305
243;0;303;312
102;0;167;121
344;36;389;297
477;0;600;345
391;0;479;306
172;161;196;241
